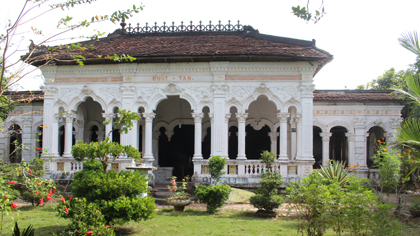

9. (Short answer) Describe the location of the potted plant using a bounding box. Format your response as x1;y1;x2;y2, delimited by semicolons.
166;176;191;211
409;197;420;217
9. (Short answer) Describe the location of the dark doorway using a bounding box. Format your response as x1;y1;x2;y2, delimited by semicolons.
138;125;143;153
228;126;238;159
313;126;322;169
246;124;271;159
329;126;348;165
202;127;211;159
9;125;22;163
90;125;98;142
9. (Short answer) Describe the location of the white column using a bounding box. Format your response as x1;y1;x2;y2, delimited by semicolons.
320;132;332;166
277;112;289;160
102;113;114;141
21;117;33;162
268;132;279;154
346;132;356;167
51;114;60;157
131;119;139;148
300;84;315;161
192;112;204;160
354;117;368;171
152;131;159;167
62;114;76;158
142;112;155;166
236;113;248;160
209;113;214;157
295;113;302;159
224;113;231;159
41;100;54;158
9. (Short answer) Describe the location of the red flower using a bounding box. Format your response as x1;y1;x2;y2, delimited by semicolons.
106;225;110;228
47;195;51;200
69;197;72;201
62;197;65;204
86;231;93;236
52;190;56;193
29;169;33;174
4;195;8;199
64;207;69;214
35;191;39;194
36;147;41;151
97;210;100;213
39;198;44;205
36;182;41;187
9;181;16;185
49;190;52;196
11;203;17;209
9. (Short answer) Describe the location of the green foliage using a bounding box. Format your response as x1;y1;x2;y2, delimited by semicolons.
70;159;156;224
12;221;35;236
195;184;231;214
250;151;284;213
410;197;420;210
292;0;326;23
208;155;226;185
56;197;116;235
372;142;401;193
72;109;141;171
317;160;353;186
286;173;400;236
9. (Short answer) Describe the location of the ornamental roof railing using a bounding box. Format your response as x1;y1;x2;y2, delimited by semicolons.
121;20;246;34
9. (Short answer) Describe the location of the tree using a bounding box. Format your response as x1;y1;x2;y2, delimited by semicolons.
72;109;141;171
357;67;410;91
292;0;326;23
0;0;143;97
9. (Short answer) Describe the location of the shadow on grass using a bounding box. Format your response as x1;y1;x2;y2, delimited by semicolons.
33;225;66;236
17;204;56;212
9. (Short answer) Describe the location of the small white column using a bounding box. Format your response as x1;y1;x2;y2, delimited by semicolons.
346;132;356;166
236;113;248;160
268;132;279;154
320;132;332;166
152;131;159;167
62;113;76;158
51;114;60;157
277;112;289;160
224;113;231;159
142;112;155;166
192;112;204;160
295;113;302;159
102;113;115;141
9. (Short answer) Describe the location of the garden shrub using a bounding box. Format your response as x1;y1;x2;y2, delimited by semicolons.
56;197;116;235
70;159;156;225
286;169;400;236
195;155;231;213
250;151;284;213
195;184;231;213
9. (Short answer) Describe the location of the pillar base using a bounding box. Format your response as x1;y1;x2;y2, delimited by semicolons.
62;153;72;158
278;155;288;161
193;154;203;160
236;154;247;160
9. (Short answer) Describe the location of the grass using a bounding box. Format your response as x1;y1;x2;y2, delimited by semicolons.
1;205;419;236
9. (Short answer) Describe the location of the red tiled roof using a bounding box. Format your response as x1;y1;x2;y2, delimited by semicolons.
4;91;44;103
313;90;402;102
27;25;333;75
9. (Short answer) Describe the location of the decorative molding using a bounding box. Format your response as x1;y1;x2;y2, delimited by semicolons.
277;112;290;122
81;85;93;95
192;112;204;123
320;132;332;142
235;113;248;122
299;84;315;95
143;112;156;122
255;83;269;94
211;84;229;95
163;83;184;94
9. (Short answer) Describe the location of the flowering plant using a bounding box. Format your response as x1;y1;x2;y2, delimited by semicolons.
166;176;189;200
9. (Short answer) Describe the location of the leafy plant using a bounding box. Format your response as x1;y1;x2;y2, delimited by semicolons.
410;197;420;210
166;176;189;200
208;155;226;185
317;160;353;186
12;221;35;236
195;184;231;214
250;151;284;214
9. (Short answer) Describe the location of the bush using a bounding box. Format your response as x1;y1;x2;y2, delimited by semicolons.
208;156;226;185
195;184;231;213
250;151;284;213
70;159;156;225
286;171;401;236
56;197;116;235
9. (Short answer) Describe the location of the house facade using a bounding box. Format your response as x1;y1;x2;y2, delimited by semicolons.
0;22;404;185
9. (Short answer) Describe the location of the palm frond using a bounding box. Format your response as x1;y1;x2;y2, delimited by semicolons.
317;161;352;186
393;74;420;105
399;31;420;56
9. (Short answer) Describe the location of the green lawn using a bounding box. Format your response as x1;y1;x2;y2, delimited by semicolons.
1;205;419;236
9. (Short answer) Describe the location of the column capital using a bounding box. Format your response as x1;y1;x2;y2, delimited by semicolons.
142;112;156;122
276;112;290;122
102;112;115;120
192;112;204;123
320;132;332;142
225;113;231;122
235;113;248;122
64;113;76;122
208;113;214;122
268;131;279;141
294;113;302;123
345;132;356;141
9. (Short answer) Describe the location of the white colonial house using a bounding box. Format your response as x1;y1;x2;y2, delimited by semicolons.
0;21;404;186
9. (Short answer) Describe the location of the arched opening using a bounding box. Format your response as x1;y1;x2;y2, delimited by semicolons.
228;106;238;159
138;107;145;153
367;126;385;168
36;126;43;156
329;126;348;164
8;124;22;163
154;96;193;180
59;126;76;156
90;125;99;143
313;126;322;169
245;95;277;159
202;106;211;159
112;107;120;144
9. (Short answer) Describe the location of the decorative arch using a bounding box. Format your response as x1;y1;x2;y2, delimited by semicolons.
284;99;302;113
85;120;104;132
225;98;242;113
365;120;391;134
198;102;213;113
108;99;122;113
69;91;107;113
4;118;23;132
153;121;169;132
245;118;274;132
327;120;354;133
313;120;328;133
133;103;149;114
54;99;68;112
242;88;281;113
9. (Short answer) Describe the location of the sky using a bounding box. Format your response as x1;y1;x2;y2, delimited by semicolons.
2;0;420;90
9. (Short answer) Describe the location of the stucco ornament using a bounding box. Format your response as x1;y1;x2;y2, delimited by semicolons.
163;83;184;94
81;85;93;95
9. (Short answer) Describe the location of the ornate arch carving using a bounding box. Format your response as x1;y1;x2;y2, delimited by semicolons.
327;120;354;133
313;120;328;133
